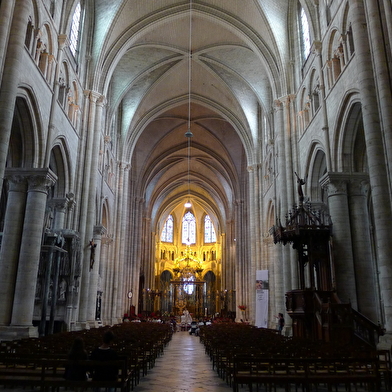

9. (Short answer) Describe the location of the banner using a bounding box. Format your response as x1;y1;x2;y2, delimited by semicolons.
255;270;269;328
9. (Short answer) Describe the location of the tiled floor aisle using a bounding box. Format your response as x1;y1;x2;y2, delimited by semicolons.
135;330;242;392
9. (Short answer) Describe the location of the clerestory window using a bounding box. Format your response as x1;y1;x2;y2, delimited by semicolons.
182;211;196;245
300;6;311;59
204;215;216;243
69;2;81;57
161;214;174;243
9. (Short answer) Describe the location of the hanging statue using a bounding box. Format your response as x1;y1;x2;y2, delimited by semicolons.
294;172;307;204
89;239;97;270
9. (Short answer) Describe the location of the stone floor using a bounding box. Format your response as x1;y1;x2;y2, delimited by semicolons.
134;330;238;392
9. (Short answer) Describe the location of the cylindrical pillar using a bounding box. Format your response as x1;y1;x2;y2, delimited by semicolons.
320;173;357;307
0;0;16;80
348;175;378;321
0;172;27;325
86;225;105;324
348;0;392;331
11;169;57;326
77;91;103;324
0;1;32;193
273;99;286;315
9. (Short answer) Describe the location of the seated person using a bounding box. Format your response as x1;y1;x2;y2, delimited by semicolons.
65;337;89;381
90;330;119;384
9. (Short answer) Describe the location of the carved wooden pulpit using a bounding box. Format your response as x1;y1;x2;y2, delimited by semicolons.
270;174;382;347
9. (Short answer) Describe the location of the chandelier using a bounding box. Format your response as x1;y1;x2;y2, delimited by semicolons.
173;245;203;281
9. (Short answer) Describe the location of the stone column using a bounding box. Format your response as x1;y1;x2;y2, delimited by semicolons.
0;172;27;325
0;0;32;193
44;34;68;166
118;163;130;315
130;197;143;315
362;0;392;173
87;225;105;325
0;0;15;79
11;169;57;328
314;41;332;171
113;162;127;318
382;0;392;58
247;164;259;320
320;172;357;307
349;0;392;332
77;91;103;324
49;195;72;229
348;174;377;321
84;96;105;325
235;199;249;319
273;99;287;316
101;235;113;324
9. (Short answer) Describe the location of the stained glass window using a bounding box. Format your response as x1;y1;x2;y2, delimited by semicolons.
204;215;216;243
69;2;81;57
182;211;196;244
161;214;174;243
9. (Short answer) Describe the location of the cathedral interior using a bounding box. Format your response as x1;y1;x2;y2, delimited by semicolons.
0;0;392;348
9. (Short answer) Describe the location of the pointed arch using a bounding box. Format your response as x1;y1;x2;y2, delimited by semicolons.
49;136;72;198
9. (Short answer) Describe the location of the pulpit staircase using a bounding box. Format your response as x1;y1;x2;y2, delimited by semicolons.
286;289;382;349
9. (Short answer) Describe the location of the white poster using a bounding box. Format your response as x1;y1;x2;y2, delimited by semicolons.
255;270;269;328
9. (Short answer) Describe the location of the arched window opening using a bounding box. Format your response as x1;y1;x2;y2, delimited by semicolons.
161;214;174;243
182;211;196;244
300;6;311;59
204;215;216;243
69;2;81;57
184;275;195;295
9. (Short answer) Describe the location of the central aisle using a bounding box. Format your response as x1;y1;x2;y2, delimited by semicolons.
135;329;245;392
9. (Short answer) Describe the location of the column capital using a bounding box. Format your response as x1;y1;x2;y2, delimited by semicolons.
348;174;369;196
27;170;57;193
94;224;106;237
319;172;352;195
58;34;68;49
119;161;130;171
102;234;114;246
247;163;261;173
84;90;104;104
48;195;74;213
274;99;283;110
5;168;57;193
313;40;322;55
4;172;28;192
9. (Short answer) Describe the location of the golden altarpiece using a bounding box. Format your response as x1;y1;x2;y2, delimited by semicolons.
142;209;233;319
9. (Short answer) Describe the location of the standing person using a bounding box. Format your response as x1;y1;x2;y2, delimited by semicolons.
276;313;285;334
90;330;119;392
64;337;89;387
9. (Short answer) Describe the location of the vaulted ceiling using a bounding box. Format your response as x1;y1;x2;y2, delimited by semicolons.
89;0;297;232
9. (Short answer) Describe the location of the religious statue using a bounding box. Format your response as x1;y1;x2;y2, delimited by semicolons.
295;172;307;204
89;239;97;270
59;278;67;300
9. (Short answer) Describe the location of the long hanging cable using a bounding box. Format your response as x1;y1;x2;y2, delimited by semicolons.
185;0;193;207
187;0;192;136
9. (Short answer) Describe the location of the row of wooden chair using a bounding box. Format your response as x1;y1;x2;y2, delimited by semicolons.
0;321;173;391
199;323;391;391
